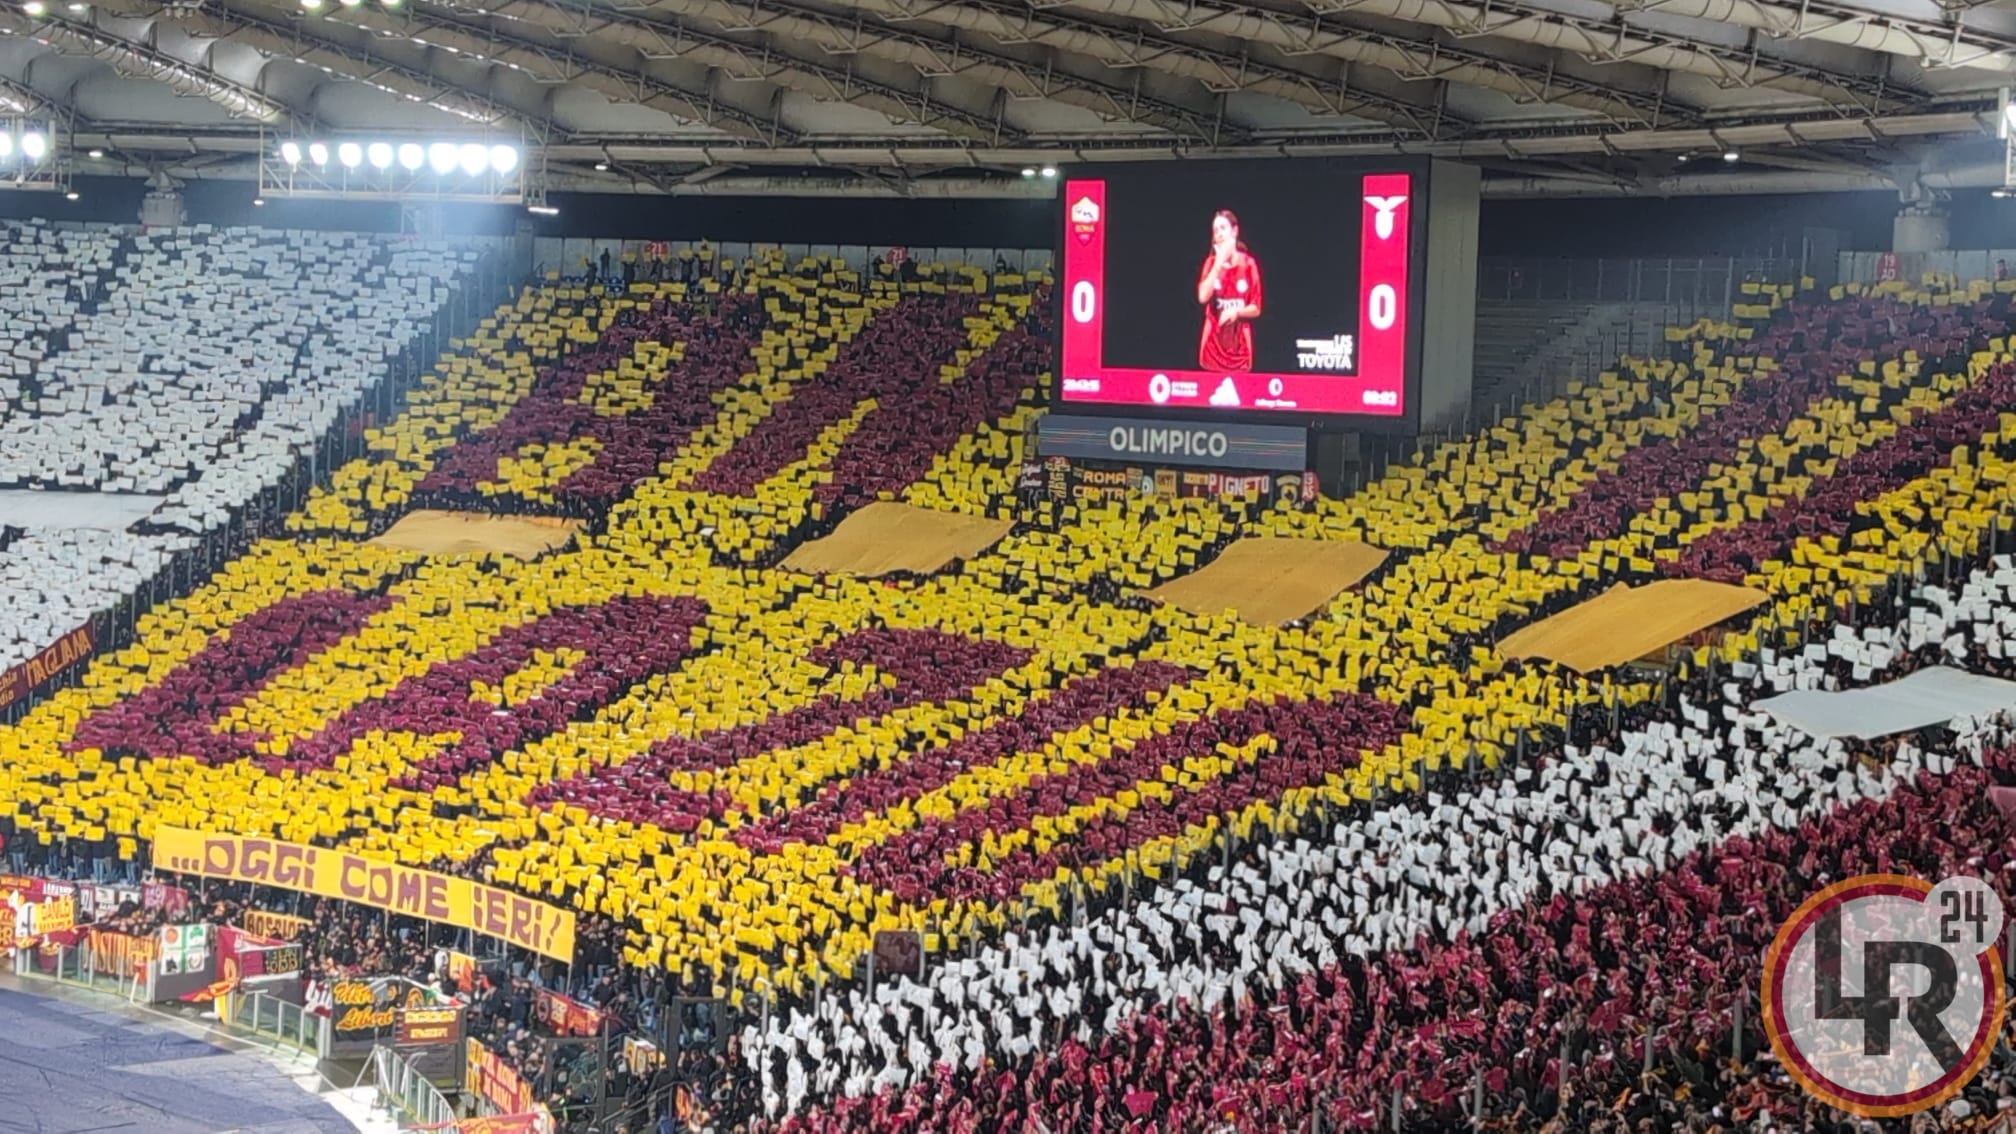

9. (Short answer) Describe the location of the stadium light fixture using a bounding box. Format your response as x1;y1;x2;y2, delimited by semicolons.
63;190;76;200
21;131;47;162
367;141;393;169
397;142;424;171
337;141;362;168
1723;150;1740;163
427;141;457;175
86;147;102;159
457;141;488;176
1020;167;1035;178
490;143;519;175
21;1;44;14
300;0;323;9
1041;166;1057;178
527;204;558;215
253;196;265;206
280;140;301;166
593;159;609;171
0;135;16;160
308;141;329;166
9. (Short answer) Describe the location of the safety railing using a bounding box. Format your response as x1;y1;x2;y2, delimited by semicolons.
370;1044;461;1129
1477;255;1803;314
1838;248;2016;286
28;941;145;1000
529;237;1054;284
227;989;323;1056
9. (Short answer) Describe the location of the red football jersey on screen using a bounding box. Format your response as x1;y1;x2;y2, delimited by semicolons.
1198;251;1262;373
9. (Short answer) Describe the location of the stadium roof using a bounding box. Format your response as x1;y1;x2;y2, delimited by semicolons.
5;0;2012;196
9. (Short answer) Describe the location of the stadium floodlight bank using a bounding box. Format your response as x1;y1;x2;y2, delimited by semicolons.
258;129;536;203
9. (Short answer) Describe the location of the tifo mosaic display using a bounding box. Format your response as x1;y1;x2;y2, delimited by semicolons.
5;247;2016;1131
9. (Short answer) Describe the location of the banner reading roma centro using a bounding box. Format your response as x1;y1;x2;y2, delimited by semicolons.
152;828;576;961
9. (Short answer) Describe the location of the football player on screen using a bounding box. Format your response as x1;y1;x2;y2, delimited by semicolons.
1197;209;1262;373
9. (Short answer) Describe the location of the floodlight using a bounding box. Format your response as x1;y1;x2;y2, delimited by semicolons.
21;131;47;162
458;141;488;176
427;141;457;175
280;140;301;166
367;141;393;169
398;142;424;171
337;141;362;168
490;144;519;174
308;142;329;166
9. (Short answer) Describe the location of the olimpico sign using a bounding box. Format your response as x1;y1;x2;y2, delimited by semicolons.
1035;413;1307;471
1106;425;1230;460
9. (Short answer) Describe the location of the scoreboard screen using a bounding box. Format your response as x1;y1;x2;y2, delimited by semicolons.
1057;159;1428;422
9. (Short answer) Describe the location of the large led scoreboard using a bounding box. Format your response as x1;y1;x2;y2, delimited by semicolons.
1055;158;1476;435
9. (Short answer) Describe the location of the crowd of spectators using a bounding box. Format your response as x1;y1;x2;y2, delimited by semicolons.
8;261;2016;1134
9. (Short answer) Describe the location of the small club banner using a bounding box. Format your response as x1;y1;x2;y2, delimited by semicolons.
35;895;75;935
535;987;605;1037
396;1004;464;1046
242;910;311;941
466;1038;538;1115
156;925;210;975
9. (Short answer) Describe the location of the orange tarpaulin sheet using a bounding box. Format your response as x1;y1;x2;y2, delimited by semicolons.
1497;579;1769;673
1145;537;1388;626
780;503;1011;577
368;510;582;559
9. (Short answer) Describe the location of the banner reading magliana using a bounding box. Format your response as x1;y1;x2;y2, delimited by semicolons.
152;828;576;961
0;623;93;713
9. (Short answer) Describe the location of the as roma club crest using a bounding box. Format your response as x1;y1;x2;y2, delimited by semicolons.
1070;196;1101;245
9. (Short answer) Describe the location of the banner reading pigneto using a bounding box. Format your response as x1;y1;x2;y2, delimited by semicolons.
152;828;576;962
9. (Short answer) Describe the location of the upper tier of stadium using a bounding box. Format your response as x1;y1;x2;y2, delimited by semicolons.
3;231;2015;1131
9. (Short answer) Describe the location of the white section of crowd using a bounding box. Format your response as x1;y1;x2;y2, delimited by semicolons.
747;560;2016;1117
0;221;477;675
